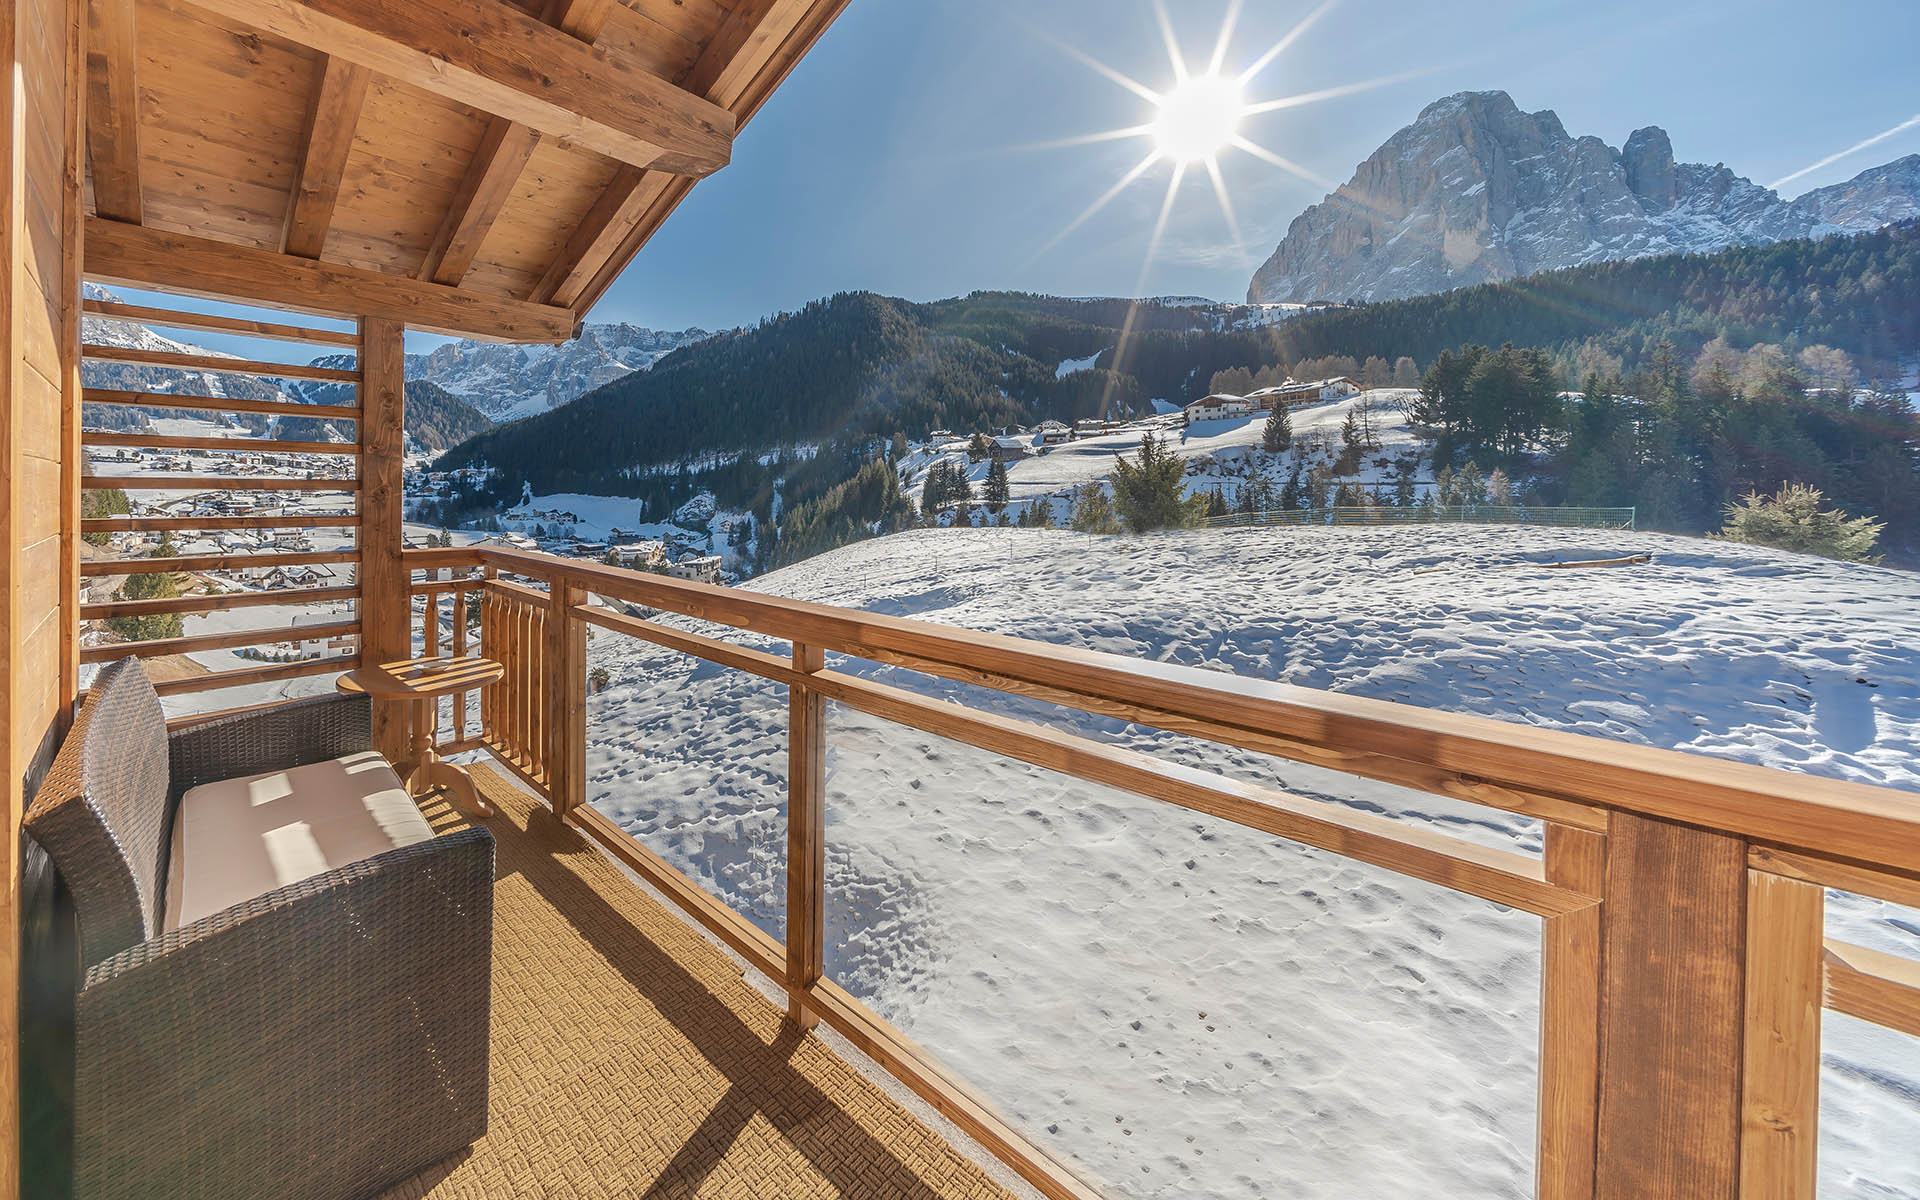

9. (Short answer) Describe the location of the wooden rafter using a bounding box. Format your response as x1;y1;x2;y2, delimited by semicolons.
554;0;851;312
415;0;619;286
84;217;577;342
85;0;144;222
282;56;371;258
183;0;735;175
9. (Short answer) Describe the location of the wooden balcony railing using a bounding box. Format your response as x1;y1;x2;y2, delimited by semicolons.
402;543;1920;1200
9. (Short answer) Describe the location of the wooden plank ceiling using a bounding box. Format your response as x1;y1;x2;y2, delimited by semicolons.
80;0;849;340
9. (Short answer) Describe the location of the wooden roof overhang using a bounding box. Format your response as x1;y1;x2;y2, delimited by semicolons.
80;0;850;341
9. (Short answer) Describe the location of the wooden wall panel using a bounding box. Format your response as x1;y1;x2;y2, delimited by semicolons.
323;77;489;274
463;139;619;294
3;0;84;1193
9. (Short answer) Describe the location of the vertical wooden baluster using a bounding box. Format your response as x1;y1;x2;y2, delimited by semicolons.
1539;819;1607;1200
422;581;441;745
453;582;469;743
1593;814;1747;1200
786;642;827;1030
1740;872;1824;1200
545;581;586;816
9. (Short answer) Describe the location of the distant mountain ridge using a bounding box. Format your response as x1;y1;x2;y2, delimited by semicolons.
407;322;713;422
1248;90;1920;304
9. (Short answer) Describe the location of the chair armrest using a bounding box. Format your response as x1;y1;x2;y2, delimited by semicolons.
166;691;373;803
74;825;494;1200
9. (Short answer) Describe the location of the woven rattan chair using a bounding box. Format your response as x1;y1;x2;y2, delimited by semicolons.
26;657;494;1200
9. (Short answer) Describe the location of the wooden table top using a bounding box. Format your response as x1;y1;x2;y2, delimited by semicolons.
336;656;505;699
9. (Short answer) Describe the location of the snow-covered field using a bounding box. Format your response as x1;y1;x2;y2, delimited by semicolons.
583;525;1920;1199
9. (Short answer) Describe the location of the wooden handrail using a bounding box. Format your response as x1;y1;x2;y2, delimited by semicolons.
403;545;1920;1200
469;545;1920;872
80;620;359;663
81;585;357;619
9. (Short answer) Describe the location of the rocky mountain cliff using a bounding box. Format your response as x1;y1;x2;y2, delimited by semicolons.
1248;90;1920;303
407;322;712;422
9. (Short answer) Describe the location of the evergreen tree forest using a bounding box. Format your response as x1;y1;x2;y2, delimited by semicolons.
426;222;1920;567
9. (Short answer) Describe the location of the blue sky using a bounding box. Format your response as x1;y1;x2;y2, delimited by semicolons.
121;0;1920;359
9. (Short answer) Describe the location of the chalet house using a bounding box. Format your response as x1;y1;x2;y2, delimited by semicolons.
1182;393;1254;424
609;541;667;570
1033;420;1072;446
989;436;1033;462
662;555;724;585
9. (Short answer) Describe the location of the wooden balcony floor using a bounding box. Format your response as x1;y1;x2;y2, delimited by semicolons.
380;764;1016;1200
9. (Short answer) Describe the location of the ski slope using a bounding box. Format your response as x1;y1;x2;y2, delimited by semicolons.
581;526;1920;1199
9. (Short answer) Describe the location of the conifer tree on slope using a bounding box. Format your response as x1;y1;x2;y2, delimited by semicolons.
1110;433;1203;533
1262;405;1292;455
984;457;1010;514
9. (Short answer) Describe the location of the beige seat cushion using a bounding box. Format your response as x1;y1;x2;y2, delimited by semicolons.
164;750;436;931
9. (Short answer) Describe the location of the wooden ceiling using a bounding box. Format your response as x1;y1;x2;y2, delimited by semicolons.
79;0;849;341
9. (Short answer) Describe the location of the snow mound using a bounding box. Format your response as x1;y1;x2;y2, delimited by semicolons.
584;525;1920;1199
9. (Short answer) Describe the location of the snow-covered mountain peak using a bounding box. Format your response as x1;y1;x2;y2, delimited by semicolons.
1248;90;1920;304
408;321;714;421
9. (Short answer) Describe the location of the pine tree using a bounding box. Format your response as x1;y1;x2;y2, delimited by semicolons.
984;457;1010;514
1109;433;1202;533
1393;458;1417;508
1069;484;1120;534
1280;462;1303;511
1204;486;1228;518
1030;497;1056;527
1717;484;1882;562
1262;405;1292;455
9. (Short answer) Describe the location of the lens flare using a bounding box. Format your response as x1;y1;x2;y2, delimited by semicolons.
1151;74;1246;164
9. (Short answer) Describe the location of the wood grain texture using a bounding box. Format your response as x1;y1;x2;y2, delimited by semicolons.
81;298;361;346
183;0;735;173
1741;872;1823;1200
84;217;574;342
84;0;141;222
786;641;826;1029
281;56;371;258
1593;815;1745;1200
80;584;358;618
84;385;360;421
1824;940;1920;1040
79;341;359;380
358;315;406;761
1539;822;1606;1200
78;619;359;662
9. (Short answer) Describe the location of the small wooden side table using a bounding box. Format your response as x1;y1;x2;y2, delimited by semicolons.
338;656;505;818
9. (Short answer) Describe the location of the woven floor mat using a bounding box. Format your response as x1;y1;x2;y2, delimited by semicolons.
378;765;1017;1200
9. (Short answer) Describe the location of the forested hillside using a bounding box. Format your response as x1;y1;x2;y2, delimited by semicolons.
429;223;1920;565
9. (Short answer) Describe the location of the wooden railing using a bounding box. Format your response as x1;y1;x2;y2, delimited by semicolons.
401;543;1920;1200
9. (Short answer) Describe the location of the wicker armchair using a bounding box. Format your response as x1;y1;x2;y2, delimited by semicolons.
26;658;494;1200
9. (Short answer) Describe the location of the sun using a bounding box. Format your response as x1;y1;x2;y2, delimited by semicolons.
1152;74;1246;164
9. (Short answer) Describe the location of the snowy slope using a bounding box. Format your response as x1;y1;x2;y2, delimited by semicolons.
583;525;1920;1199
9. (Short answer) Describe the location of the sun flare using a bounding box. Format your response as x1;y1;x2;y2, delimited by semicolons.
1151;74;1246;164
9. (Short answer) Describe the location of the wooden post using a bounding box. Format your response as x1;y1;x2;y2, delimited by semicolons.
1740;872;1824;1199
547;581;587;816
1539;821;1606;1200
786;642;826;1029
1593;813;1747;1200
357;316;407;763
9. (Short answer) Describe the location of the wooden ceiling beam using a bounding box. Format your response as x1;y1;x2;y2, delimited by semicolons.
282;56;371;259
182;0;735;175
85;0;145;223
84;217;577;343
417;0;616;286
561;0;849;313
531;0;819;307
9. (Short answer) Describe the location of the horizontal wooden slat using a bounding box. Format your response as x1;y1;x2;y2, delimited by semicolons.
83;514;360;532
82;585;357;619
82;619;360;662
409;577;484;597
476;546;1920;870
82;473;358;492
576;605;1587;917
80;343;359;382
149;654;358;697
1749;845;1920;911
165;693;321;731
569;803;784;980
81;549;359;577
83;430;358;456
84;386;360;422
806;979;1104;1200
83;298;361;347
1825;940;1920;1039
84;218;576;344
